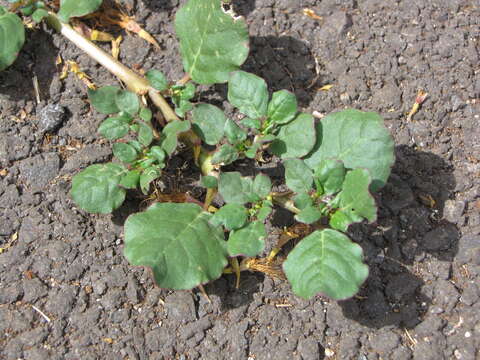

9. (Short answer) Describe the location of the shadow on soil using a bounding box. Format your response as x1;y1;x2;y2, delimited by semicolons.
339;145;459;329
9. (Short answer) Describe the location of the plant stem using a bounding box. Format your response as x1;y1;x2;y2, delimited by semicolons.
270;191;300;214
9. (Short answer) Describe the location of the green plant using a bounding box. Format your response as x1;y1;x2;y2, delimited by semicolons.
2;0;395;300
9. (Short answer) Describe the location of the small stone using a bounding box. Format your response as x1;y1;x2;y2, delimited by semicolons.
444;200;465;223
421;224;458;251
325;348;335;357
36;104;66;133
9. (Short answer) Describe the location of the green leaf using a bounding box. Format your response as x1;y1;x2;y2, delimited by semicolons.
140;166;161;194
115;90;139;115
313;158;346;195
240;117;261;130
294;192;313;210
163;120;191;137
210;203;247;231
161;134;178;156
112;142;137;163
180;82;196;100
253;174;271;199
192;104;227;145
267;90;297;125
283;158;313;193
120;170;140;189
304;109;395;191
218;172;254;204
58;0;103;23
257;204;272;221
124;203;228;289
0;7;25;71
211;144;239;166
137;122;154;146
329;169;377;232
98;113;131;140
31;8;48;23
139;107;153;122
128;140;143;152
228;71;268;119
294;205;322;224
201;175;218;189
227;221;266;257
269;113;316;158
224;118;247;144
245;142;261;159
149;146;166;164
146;69;168;91
175;0;249;84
283;229;369;300
70;163;126;214
88;86;120;114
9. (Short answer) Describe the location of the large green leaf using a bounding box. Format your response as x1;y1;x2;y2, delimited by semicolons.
58;0;103;23
228;71;268;119
227;221;266;257
175;0;249;84
0;6;25;71
70;163;126;214
192;104;227;145
124;203;228;289
283;229;368;300
269;113;316;158
267;90;297;125
283;158;313;193
329;169;377;232
304;109;394;191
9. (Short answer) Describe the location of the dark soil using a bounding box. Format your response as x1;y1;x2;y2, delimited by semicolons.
1;0;479;359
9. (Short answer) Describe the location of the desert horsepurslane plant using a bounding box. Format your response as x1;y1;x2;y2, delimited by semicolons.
1;0;395;300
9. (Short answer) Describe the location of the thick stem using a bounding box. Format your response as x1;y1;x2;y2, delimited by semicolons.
271;191;300;214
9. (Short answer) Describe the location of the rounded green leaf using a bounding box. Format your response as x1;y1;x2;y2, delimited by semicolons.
138;122;153;146
257;204;273;221
224;118;247;144
283;229;369;300
304;109;395;191
228;71;268;119
0;7;25;71
146;69;168;91
329;168;377;232
98;112;132;140
113;142;138;163
283;158;314;193
70;163;126;214
211;144;239;166
314;158;346;195
201;175;218;189
218;172;253;204
175;0;249;84
293;192;313;210
88;86;120;114
115;90;139;115
210;203;247;231
252;174;271;199
294;205;322;224
139;107;153;122
119;170;140;189
267;90;297;125
31;8;49;23
140;166;161;194
192;104;227;145
227;221;266;257
269;113;316;158
124;203;228;289
58;0;103;23
149;146;166;164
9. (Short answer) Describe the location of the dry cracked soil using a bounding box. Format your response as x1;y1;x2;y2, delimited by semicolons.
0;0;479;359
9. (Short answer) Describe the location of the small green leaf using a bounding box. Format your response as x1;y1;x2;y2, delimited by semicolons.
257;203;273;221
115;90;139;115
253;174;271;199
304;109;395;191
314;159;346;195
128;140;143;152
294;192;313;210
283;229;369;300
211;144;239;166
294;205;322;224
58;0;103;23
140;166;161;194
329;169;377;232
70;163;126;214
124;203;228;289
88;86;120;114
31;8;48;23
227;221;266;257
113;142;138;163
245;142;261;159
228;71;268;119
267;90;297;125
218;172;253;204
98;113;131;140
180;82;196;100
175;0;249;84
224;118;247;144
120;170;141;189
210;203;247;231
163;120;191;137
0;7;25;71
149;146;166;164
192;104;227;145
201;175;218;189
139;107;153;122
161;134;178;156
269;113;316;158
283;158;313;193
138;122;153;146
240;117;261;130
146;69;168;91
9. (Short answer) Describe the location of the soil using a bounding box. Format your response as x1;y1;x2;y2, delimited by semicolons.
1;0;479;359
